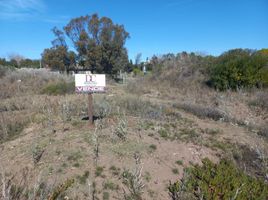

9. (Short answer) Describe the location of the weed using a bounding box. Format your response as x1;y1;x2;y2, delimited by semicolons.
47;179;74;200
204;128;221;135
158;128;169;139
103;191;110;200
114;111;128;141
175;160;183;166
32;145;45;165
257;124;268;140
249;91;268;111
73;162;80;168
122;154;144;200
109;166;121;176
179;128;199;142
148;144;157;152
103;180;118;190
67;151;82;162
62;163;68;168
77;171;90;185
172;168;179;174
41;81;74;95
144;171;151;182
174;103;227;121
95;166;104;177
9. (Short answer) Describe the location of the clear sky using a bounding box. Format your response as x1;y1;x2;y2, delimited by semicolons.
0;0;267;61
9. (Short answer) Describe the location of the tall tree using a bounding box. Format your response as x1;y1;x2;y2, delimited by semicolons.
64;13;130;74
41;27;76;73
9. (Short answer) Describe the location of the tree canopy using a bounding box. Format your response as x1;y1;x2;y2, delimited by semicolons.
208;49;268;90
42;13;130;74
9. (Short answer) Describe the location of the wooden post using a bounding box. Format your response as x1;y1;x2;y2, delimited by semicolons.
88;93;93;126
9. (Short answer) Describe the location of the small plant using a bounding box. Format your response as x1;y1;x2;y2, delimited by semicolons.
32;145;45;165
175;160;183;166
172;168;179;174
158;128;169;139
103;180;118;190
73;162;80;168
92;120;102;166
109;165;121;176
103;191;110;200
95;166;104;177
174;103;227;121
77;171;90;184
205;128;221;135
168;181;180;200
149;144;157;152
67;151;82;162
114;111;128;141
122;153;144;200
47;178;74;200
41;81;74;95
144;171;151;182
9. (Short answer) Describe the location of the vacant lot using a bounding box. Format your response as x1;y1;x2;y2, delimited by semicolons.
0;68;267;199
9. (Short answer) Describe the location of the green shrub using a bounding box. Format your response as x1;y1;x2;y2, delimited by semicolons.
0;121;29;143
41;81;74;95
95;166;104;177
208;49;268;90
169;158;268;200
133;68;142;76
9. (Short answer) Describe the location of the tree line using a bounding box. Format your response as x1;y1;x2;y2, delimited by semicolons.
148;49;268;90
0;56;40;69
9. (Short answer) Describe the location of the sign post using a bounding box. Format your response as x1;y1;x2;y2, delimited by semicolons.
88;93;93;125
75;72;106;126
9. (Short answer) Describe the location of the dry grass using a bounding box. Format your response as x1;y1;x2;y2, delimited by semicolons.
0;68;267;199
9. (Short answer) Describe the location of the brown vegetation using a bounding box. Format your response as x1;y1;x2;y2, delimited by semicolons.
0;65;267;199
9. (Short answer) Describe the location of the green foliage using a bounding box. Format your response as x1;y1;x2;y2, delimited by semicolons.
208;49;268;90
172;168;179;174
175;160;183;166
41;46;75;73
41;81;74;95
0;57;40;69
0;121;29;144
95;166;104;177
47;179;74;200
133;67;142;76
64;13;129;74
148;144;157;152
32;145;45;165
103;180;118;190
77;171;90;184
170;158;268;200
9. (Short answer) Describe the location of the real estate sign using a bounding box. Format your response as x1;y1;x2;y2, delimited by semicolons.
75;73;106;93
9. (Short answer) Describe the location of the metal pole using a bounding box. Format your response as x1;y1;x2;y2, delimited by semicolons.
88;93;93;126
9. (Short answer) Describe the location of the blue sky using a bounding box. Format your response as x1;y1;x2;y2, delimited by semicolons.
0;0;267;61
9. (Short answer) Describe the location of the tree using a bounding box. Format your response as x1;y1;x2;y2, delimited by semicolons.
8;53;24;68
208;49;268;90
42;46;72;72
64;13;130;74
41;27;76;73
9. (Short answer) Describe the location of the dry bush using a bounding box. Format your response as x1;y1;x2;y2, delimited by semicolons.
250;90;268;111
257;124;268;140
110;95;164;119
0;110;30;143
0;167;74;200
0;68;73;99
173;103;228;121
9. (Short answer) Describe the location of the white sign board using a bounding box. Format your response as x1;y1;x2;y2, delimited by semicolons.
75;74;106;93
